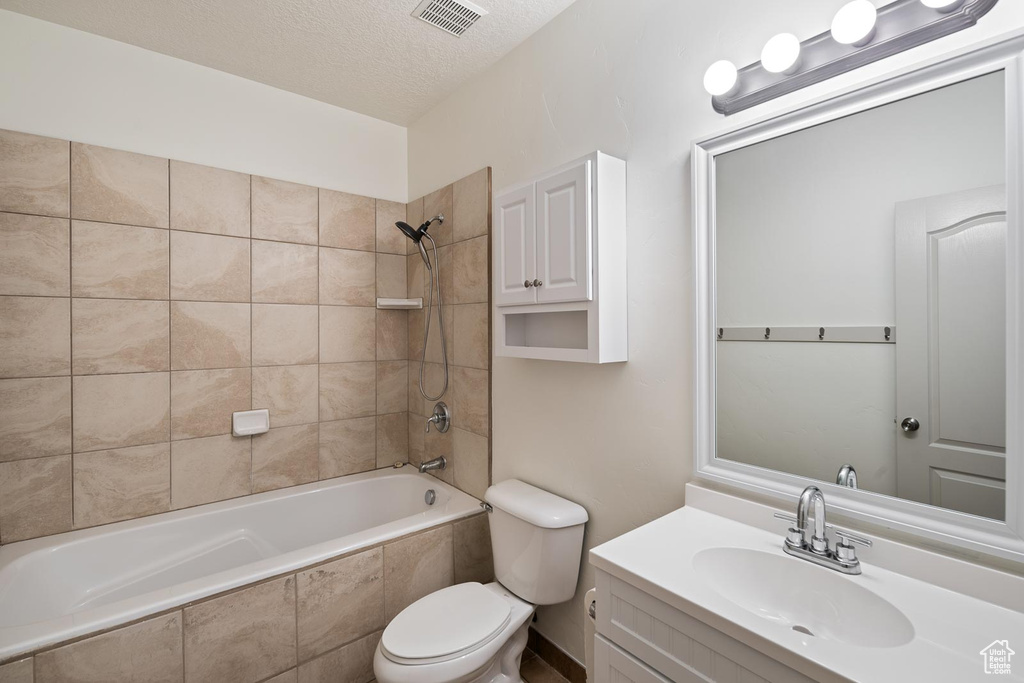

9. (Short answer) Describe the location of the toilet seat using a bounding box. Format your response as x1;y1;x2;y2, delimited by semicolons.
381;582;513;665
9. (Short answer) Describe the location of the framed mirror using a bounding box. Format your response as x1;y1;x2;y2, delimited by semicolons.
693;31;1024;562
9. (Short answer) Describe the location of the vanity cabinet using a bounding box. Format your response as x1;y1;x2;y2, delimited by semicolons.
594;571;819;683
493;151;627;363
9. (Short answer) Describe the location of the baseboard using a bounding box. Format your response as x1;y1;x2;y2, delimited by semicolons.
527;627;586;683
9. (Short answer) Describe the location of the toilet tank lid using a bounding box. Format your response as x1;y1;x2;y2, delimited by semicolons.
485;480;588;529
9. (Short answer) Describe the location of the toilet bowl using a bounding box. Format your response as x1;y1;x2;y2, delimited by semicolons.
374;480;588;683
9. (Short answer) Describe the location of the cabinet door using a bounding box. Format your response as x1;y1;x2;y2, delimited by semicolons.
535;161;592;303
494;185;537;306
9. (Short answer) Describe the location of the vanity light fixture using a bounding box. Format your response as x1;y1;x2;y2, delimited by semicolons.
706;0;999;115
703;60;739;97
831;0;878;46
761;33;802;74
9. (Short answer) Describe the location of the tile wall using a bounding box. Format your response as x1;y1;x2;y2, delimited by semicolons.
0;128;431;544
405;170;492;499
0;513;494;681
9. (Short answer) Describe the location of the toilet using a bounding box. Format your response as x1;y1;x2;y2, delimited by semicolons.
374;479;588;683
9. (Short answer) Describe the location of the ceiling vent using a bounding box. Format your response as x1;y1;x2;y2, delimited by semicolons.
412;0;488;37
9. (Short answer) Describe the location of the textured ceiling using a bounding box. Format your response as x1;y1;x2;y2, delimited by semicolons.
0;0;576;125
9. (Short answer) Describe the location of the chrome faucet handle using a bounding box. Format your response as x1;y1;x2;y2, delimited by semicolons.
773;513;806;548
834;528;872;548
833;528;872;566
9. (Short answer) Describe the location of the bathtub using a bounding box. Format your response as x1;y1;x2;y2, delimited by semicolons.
0;468;481;661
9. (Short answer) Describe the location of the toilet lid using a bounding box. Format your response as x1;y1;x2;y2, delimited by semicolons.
381;582;512;662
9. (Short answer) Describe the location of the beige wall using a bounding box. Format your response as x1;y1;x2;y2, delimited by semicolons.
405;170;492;501
0;514;493;680
406;0;1024;663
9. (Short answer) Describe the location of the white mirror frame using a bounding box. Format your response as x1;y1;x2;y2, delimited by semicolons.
693;29;1024;563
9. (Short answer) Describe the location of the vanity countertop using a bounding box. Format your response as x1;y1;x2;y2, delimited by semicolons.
591;498;1024;683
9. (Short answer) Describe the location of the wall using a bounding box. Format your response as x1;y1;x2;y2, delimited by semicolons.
0;514;493;679
0;128;412;544
0;10;407;202
405;170;493;501
406;0;1024;662
715;72;1005;496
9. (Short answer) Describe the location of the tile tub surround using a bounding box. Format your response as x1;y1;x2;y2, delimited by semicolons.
406;168;493;500
0;512;495;680
0;128;418;545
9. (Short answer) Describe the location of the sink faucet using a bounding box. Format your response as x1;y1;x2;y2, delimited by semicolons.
418;456;446;473
775;485;873;575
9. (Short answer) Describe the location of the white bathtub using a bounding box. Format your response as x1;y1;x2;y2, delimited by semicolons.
0;468;481;660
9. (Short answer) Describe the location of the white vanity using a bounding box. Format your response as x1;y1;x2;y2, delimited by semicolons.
591;485;1024;683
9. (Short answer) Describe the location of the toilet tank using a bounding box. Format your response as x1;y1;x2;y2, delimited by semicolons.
484;480;588;605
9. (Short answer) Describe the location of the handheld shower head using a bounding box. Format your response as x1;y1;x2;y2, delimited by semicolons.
395;215;444;270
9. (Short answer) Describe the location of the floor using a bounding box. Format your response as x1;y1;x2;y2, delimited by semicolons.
520;649;571;683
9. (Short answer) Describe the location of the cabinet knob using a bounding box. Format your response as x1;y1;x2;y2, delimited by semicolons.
524;280;533;288
532;279;543;287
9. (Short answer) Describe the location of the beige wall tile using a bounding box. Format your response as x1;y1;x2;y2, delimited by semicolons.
319;189;374;251
409;362;447;418
0;377;71;462
376;309;407;361
71;221;168;299
296;547;384;661
35;611;182;683
319;306;375;363
252;240;318;304
408;413;424;466
72;372;170;452
376;412;408;468
252;364;319;427
0;657;33;683
454;513;494;584
72;299;169;375
170;302;251;370
407;252;425;300
0;454;72;543
265;671;297;683
319;363;376;422
375;253;406;299
171;368;251;440
453;303;489;370
423;184;453;246
0;296;70;378
170;231;250;302
296;631;380;683
452;235;489;304
383;525;454;620
71;143;168;228
453;428;489;500
184;575;296;683
0;213;69;296
319;247;375;306
171;434;251;509
318;417;375;479
252;176;317;245
376;361;407;415
406;198;424;257
0;129;69;218
252;423;318;493
408;309;424;365
452;366;489;437
73;442;170;527
375;199;407;255
170;160;250;237
453;168;490;243
424;305;453;366
253;304;319;366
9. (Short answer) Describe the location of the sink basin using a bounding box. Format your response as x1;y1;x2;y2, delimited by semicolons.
692;547;915;649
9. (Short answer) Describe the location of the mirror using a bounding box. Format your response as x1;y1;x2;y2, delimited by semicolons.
713;73;1008;520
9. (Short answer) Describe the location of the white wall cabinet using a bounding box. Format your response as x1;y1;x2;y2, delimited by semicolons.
493;151;626;363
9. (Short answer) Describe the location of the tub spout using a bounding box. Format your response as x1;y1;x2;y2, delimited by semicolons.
418;456;446;473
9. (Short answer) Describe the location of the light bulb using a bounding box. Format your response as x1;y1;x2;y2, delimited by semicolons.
831;0;877;46
761;33;802;74
921;0;964;11
704;60;738;97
